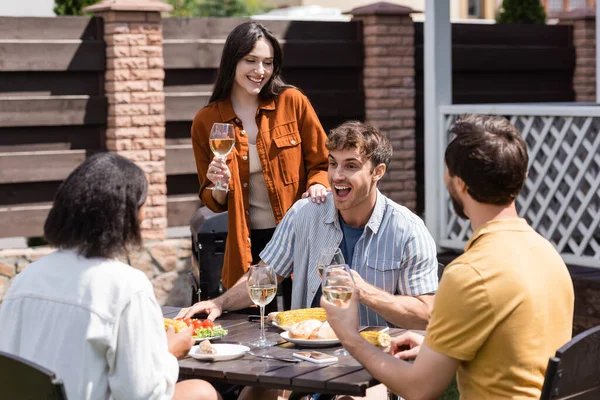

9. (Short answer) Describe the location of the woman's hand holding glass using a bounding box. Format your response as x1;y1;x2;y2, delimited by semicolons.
208;122;235;191
207;157;231;188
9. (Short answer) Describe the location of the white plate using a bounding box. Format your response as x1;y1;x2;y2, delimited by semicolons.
280;331;340;347
271;321;290;331
188;343;250;361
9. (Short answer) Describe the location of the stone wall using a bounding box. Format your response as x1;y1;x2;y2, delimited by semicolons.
351;3;417;211
0;238;193;307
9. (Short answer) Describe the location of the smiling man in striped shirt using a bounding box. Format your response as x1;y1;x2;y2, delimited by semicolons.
180;120;438;330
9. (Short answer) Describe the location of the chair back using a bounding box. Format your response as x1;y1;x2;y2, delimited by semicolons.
540;325;600;399
0;351;68;400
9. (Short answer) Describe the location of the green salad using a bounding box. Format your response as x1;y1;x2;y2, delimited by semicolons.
193;325;228;338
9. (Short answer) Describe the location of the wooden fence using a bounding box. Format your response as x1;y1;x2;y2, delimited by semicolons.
0;16;364;238
161;18;365;226
0;17;106;238
414;22;576;215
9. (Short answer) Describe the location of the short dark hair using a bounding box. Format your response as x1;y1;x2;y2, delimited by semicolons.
445;114;528;205
44;153;148;259
209;21;291;104
326;121;392;169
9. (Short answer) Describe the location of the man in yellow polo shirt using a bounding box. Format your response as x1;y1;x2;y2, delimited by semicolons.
322;114;574;399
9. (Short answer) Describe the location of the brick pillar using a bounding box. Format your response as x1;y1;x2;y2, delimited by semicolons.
555;9;596;102
351;2;417;211
85;0;172;241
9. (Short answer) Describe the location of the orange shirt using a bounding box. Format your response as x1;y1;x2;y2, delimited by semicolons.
191;88;329;288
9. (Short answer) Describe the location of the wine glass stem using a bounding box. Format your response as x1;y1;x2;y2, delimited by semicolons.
259;305;266;342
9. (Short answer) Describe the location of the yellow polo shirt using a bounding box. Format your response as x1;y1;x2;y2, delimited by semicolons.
425;218;574;399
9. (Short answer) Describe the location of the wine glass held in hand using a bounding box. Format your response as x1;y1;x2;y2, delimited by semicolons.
322;264;355;356
208;123;235;191
321;264;354;309
247;264;278;347
316;248;345;278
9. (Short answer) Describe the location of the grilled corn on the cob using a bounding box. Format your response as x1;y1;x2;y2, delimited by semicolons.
163;318;187;333
275;308;327;327
360;331;392;347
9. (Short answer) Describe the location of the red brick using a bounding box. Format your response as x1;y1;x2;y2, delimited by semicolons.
119;150;151;161
364;77;406;87
144;206;167;218
131;115;165;126
150;149;166;161
388;129;415;140
142;229;166;241
107;139;133;151
137;161;164;174
149;103;165;115
148;184;167;195
130;46;163;57
106;127;150;139
130;23;161;34
107;57;148;70
390;109;415;118
110;104;149;116
364;67;390;77
150;127;166;137
132;138;165;150
131;92;165;103
107;92;131;104
365;99;404;108
365;88;389;98
365;56;405;67
107;116;132;128
389;68;414;77
149;172;167;184
104;23;130;35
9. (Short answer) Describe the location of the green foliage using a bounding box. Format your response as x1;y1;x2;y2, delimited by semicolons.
54;0;100;15
496;0;546;24
166;0;201;17
166;0;271;17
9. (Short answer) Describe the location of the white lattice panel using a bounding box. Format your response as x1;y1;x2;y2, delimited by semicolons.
441;113;600;268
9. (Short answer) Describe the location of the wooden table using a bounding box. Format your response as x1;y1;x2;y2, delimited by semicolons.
163;306;410;396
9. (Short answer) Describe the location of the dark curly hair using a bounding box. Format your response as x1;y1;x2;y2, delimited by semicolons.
209;21;292;104
445;114;529;205
44;153;148;259
326;121;392;169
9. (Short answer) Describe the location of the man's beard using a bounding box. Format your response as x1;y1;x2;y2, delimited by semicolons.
449;186;468;220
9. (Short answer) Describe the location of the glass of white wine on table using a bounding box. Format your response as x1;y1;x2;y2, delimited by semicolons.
247;264;278;347
208;122;235;191
322;264;355;356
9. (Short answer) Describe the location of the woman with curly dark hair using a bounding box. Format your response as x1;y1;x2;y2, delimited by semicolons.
0;153;219;400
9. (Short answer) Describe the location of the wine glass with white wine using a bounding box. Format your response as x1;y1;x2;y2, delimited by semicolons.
247;264;278;347
208;123;235;191
322;264;355;356
316;248;345;278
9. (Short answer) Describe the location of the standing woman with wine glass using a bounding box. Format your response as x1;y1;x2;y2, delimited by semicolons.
191;21;330;305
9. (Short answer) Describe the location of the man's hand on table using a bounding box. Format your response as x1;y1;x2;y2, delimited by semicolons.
390;331;424;360
166;325;194;360
176;299;224;321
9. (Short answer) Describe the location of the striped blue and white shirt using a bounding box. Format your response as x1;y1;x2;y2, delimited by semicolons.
261;190;438;327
